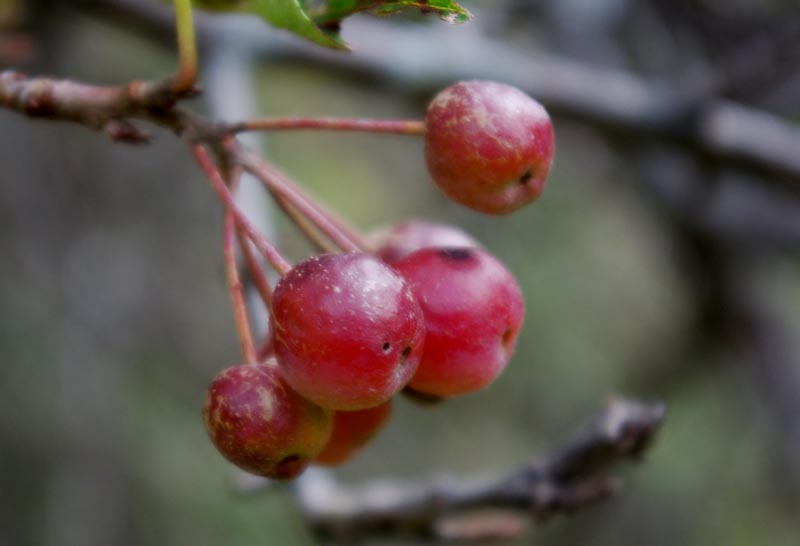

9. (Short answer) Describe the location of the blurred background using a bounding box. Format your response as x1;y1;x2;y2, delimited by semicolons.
2;0;800;544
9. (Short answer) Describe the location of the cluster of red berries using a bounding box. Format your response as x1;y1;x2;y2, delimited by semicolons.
203;81;555;480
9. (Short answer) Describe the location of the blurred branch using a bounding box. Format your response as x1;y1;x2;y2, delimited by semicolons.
640;152;800;504
727;268;800;501
291;398;665;541
0;69;201;143
83;0;800;187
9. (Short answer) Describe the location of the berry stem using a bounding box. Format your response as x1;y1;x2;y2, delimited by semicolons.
172;0;198;94
193;145;292;276
224;163;274;308
229;117;426;136
238;150;369;253
269;188;339;254
221;160;272;363
224;211;257;365
235;229;273;307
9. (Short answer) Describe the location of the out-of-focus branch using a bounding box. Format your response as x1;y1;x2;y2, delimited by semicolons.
0;2;200;140
640;152;800;504
0;69;202;143
726;268;800;501
84;0;800;186
291;398;665;541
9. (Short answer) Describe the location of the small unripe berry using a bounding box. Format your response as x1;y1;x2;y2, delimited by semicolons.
369;220;480;265
394;247;524;397
425;80;555;215
315;401;392;466
271;252;425;411
203;362;333;480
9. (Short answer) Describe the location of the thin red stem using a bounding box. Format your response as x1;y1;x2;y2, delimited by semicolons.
224;163;273;362
236;229;273;307
279;175;368;253
224;211;257;365
193;145;292;275
225;164;274;309
239;150;369;253
269;188;338;254
230;117;426;136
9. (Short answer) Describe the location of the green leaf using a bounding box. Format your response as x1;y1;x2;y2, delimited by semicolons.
250;0;349;49
191;0;347;48
303;1;473;26
191;0;472;49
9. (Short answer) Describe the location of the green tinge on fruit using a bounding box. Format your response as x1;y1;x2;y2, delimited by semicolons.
203;363;333;480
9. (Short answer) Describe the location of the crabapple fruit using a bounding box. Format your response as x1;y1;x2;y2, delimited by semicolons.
369;220;480;265
425;80;555;215
271;252;425;411
315;401;392;466
203;362;333;480
393;247;524;397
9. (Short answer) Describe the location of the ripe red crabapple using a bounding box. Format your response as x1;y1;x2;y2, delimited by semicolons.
393;247;524;397
203;361;333;480
315;401;392;466
425;80;555;215
369;220;480;265
271;252;425;411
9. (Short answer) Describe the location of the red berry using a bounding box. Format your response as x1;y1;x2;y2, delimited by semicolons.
271;252;425;411
425;80;555;215
393;247;524;397
315;401;392;466
369;220;480;265
203;362;333;480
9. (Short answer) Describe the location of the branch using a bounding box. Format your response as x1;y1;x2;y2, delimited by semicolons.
228;117;425;136
292;398;665;541
0;68;202;143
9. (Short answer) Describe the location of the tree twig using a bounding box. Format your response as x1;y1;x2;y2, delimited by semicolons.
291;398;665;541
0;69;202;143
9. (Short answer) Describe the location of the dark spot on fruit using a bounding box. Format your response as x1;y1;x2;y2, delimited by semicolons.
438;247;473;261
280;454;300;465
501;328;515;352
383;341;392;354
274;453;304;480
402;386;445;405
519;168;533;185
396;347;413;374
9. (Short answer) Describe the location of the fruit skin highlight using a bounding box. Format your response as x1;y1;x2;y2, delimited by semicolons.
271;252;426;411
425;80;555;215
394;247;525;397
315;401;393;466
203;362;333;480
